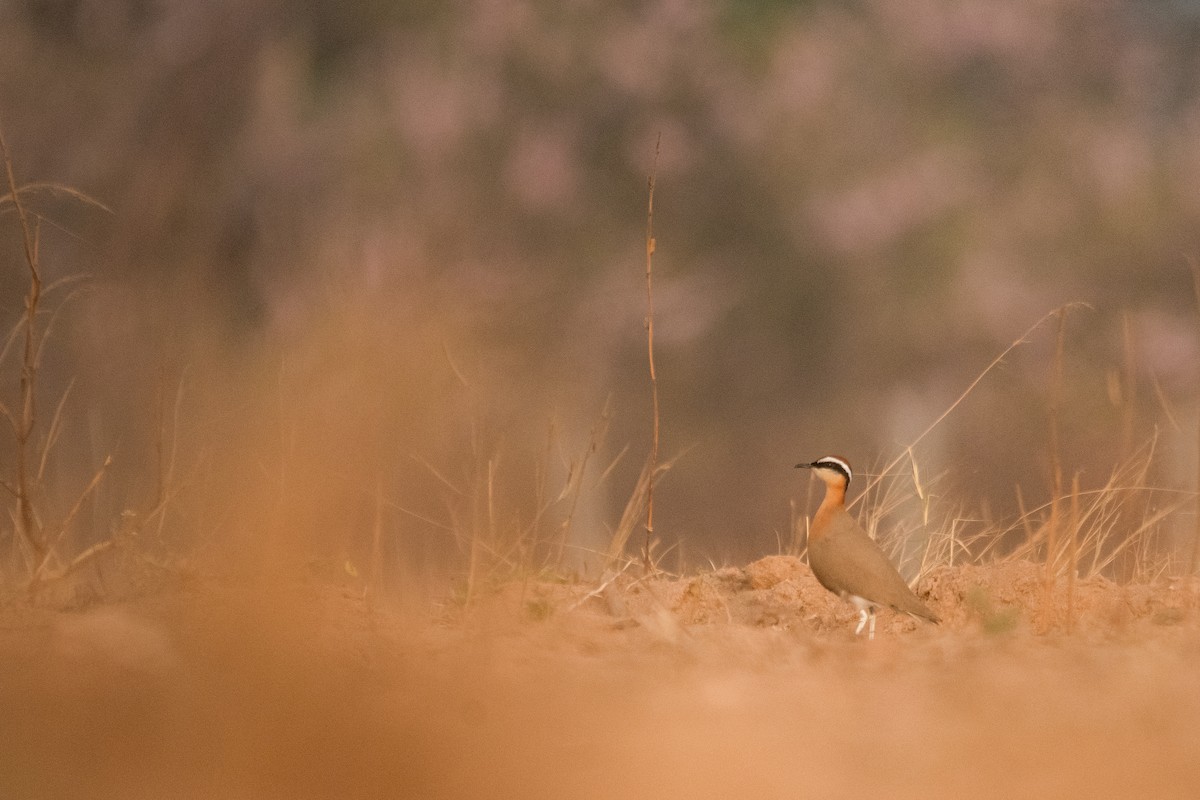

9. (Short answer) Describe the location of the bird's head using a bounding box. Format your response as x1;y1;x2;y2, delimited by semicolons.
795;456;853;490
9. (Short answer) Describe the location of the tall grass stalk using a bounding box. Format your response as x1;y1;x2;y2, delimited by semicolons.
848;303;1090;513
642;133;661;573
1;131;113;592
1043;306;1069;625
1190;257;1200;574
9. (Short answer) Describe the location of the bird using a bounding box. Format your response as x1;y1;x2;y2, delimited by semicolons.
795;456;939;639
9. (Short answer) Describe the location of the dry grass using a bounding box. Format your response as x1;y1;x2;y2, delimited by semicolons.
842;439;1191;606
0;131;123;596
0;139;1193;615
793;300;1192;606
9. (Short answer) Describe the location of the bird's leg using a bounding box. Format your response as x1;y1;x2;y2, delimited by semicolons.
854;608;868;636
848;595;875;639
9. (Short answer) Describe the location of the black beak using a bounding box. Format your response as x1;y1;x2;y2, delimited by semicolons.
794;462;813;470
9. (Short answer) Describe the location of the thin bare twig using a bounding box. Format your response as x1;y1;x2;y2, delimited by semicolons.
1;127;45;559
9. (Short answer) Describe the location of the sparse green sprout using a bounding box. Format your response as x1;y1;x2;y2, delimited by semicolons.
525;597;555;621
966;585;1019;634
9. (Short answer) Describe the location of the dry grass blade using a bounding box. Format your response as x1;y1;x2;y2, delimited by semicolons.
0;312;25;372
386;501;457;533
863;453;973;580
409;452;465;497
610;456;655;567
0;129;39;270
30;455;112;585
996;438;1194;581
32;277;91;369
1149;370;1182;434
850;302;1091;511
594;442;630;488
567;562;633;613
153;366;190;543
554;397;612;563
607;448;685;569
36;379;74;483
0;180;112;216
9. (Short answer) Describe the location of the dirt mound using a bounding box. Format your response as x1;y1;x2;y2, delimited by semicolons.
485;556;1198;640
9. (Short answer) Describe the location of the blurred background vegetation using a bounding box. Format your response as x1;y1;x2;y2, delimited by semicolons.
2;0;1199;585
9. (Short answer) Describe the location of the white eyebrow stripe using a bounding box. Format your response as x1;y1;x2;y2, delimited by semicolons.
816;457;852;481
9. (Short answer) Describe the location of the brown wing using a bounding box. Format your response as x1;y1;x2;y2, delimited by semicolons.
808;509;939;622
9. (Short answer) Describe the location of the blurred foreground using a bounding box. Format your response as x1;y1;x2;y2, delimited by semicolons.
3;559;1200;799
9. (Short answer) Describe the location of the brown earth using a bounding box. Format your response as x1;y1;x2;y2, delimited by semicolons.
3;556;1200;799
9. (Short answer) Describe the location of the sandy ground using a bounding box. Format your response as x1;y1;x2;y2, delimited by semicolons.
3;556;1200;799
